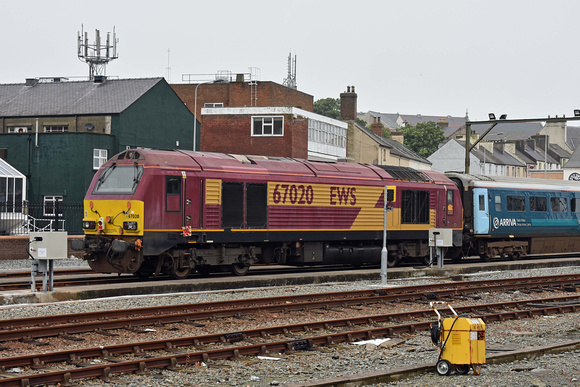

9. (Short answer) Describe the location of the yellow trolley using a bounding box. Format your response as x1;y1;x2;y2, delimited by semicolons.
430;301;486;375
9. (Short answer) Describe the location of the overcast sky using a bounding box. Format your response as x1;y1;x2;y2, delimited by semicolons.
2;1;579;121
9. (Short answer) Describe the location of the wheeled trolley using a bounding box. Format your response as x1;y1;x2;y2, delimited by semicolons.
429;301;486;375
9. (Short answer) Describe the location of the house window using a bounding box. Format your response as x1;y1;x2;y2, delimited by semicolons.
44;125;68;133
44;195;63;216
7;126;31;133
204;103;223;108
93;149;108;170
252;116;283;136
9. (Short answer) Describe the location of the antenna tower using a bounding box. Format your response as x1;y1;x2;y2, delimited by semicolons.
283;52;297;89
77;26;118;80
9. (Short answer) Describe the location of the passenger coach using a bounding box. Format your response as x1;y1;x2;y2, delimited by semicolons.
74;149;463;278
447;173;580;261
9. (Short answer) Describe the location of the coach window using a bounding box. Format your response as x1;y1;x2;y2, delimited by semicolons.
478;195;485;211
222;182;244;228
166;176;181;212
401;190;430;224
530;196;547;212
572;198;580;212
507;195;525;211
494;195;502;211
550;197;568;212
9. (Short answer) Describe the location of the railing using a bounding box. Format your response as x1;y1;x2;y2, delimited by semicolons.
0;201;84;235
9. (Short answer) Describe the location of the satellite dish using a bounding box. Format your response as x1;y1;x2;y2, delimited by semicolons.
85;123;94;131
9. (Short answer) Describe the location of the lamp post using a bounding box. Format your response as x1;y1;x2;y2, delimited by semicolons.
544;134;548;179
481;132;503;176
465;112;580;175
193;79;229;151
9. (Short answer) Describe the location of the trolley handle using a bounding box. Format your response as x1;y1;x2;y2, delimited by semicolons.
429;301;458;322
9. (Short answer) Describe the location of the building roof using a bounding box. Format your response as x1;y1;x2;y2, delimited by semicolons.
566;126;580;150
469;122;543;141
564;145;580;168
400;114;466;130
0;78;164;117
363;111;400;129
353;122;430;165
549;143;571;159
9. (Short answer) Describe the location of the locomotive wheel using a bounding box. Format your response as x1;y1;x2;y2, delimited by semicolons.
509;252;520;261
455;364;470;375
231;262;250;276
386;255;400;268
436;359;452;376
479;254;491;262
170;265;191;280
133;270;153;279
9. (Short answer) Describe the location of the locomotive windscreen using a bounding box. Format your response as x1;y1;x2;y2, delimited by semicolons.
92;164;143;195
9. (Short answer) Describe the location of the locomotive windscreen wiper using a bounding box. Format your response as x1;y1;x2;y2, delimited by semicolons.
131;162;143;191
95;162;117;190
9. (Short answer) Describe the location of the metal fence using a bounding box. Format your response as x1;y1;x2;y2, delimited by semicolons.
0;201;84;235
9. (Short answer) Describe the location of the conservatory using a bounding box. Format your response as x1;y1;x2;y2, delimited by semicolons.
0;159;26;234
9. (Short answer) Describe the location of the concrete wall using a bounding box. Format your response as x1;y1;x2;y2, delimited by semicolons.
0;235;84;260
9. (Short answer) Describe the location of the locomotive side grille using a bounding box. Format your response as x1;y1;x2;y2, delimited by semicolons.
376;165;431;182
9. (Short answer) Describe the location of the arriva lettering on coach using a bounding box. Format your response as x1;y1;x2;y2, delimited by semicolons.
493;217;517;229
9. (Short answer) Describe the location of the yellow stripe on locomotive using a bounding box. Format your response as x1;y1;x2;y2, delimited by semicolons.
82;200;144;236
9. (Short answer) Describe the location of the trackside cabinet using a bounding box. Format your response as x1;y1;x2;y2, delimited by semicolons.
430;301;486;376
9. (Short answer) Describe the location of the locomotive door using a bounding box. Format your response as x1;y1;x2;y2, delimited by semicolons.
473;188;490;234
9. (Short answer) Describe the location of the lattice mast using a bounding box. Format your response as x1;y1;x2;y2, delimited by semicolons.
283;52;297;89
77;26;118;80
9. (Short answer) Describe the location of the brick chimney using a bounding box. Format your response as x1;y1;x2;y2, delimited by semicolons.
370;117;383;137
392;131;404;145
340;85;357;121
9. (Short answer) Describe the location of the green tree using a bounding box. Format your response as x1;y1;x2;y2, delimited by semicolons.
313;98;340;119
356;118;367;127
401;121;445;158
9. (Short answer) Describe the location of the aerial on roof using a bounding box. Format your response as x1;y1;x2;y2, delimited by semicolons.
0;78;164;117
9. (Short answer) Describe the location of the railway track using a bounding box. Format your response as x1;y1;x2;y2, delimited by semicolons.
1;274;580;342
1;292;580;386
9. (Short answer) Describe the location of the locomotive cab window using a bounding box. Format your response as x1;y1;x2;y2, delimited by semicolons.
401;190;430;224
92;164;143;195
550;197;568;212
530;196;547;212
166;176;181;212
507;195;525;211
447;189;454;215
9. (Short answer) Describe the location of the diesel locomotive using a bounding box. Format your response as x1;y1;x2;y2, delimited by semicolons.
73;149;463;278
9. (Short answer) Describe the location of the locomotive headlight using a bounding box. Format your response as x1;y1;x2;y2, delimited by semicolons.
123;221;138;231
82;221;96;230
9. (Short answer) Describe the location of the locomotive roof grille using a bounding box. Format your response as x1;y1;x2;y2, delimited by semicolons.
376;165;431;182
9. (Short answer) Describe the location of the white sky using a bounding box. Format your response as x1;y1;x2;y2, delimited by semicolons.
2;0;579;121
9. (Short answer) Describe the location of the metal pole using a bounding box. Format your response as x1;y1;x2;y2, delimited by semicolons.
380;186;388;285
544;134;547;179
193;80;213;151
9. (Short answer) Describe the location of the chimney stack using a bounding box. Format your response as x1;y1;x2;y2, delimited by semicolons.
370;116;383;137
340;85;357;121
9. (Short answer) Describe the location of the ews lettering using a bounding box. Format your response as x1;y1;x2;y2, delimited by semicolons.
330;187;356;206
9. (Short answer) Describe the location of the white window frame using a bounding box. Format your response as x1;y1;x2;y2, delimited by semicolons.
44;125;68;133
43;195;63;217
7;126;31;133
204;102;224;108
93;149;108;170
252;116;284;137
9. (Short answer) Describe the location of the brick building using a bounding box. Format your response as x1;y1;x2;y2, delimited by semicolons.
172;76;347;161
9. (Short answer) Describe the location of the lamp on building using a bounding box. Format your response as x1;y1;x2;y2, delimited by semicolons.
488;113;496;120
499;114;507;120
574;109;580;117
193;79;228;151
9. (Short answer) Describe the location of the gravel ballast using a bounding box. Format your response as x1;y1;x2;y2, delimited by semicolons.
1;264;580;386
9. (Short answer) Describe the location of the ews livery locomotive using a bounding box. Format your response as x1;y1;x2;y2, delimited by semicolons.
74;149;462;278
